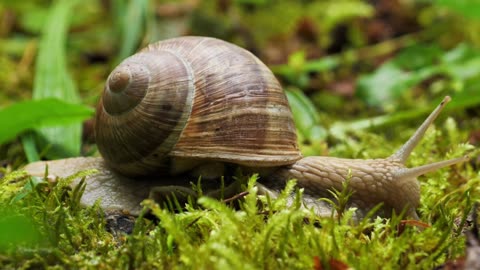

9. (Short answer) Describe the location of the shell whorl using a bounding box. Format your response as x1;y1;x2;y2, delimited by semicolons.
96;50;195;175
102;62;148;114
95;36;301;176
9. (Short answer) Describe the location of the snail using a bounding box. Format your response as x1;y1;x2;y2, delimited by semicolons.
25;36;468;220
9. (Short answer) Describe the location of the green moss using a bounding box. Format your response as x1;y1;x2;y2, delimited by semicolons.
0;118;478;269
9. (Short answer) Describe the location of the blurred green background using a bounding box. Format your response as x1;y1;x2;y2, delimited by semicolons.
0;1;479;268
0;0;479;168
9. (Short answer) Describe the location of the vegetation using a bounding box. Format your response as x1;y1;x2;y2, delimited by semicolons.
0;0;479;269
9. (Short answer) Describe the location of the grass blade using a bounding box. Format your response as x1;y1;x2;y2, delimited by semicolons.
32;0;81;158
116;0;149;61
20;133;40;163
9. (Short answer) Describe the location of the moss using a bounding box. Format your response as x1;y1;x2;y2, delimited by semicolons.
0;120;478;269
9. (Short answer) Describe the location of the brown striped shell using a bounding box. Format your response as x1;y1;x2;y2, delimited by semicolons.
95;36;301;176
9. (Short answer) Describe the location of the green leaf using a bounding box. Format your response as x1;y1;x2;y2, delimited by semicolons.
356;62;408;107
393;44;443;70
444;57;480;80
437;0;480;19
33;0;81;158
0;99;94;146
285;88;327;142
0;212;42;251
439;44;480;79
441;43;477;63
272;55;339;87
355;61;437;107
356;43;480;108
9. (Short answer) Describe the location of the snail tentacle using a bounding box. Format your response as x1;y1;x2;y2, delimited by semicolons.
389;96;451;163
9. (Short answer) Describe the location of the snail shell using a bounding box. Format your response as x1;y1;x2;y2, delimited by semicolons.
96;37;301;176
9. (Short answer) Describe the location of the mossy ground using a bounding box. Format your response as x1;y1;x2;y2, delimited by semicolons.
0;120;478;270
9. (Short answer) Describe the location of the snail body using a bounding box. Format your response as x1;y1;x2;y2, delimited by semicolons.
25;37;468;220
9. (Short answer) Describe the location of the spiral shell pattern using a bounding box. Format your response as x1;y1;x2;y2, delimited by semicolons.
95;36;301;176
